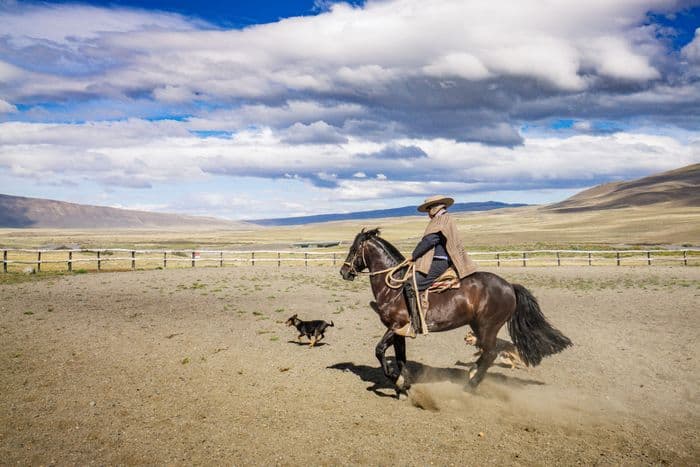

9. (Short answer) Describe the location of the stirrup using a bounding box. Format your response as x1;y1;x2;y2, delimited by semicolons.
395;322;416;338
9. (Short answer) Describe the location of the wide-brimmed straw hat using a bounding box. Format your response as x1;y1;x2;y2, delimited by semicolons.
417;195;454;213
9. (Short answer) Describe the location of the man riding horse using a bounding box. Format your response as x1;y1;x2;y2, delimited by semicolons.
406;195;478;334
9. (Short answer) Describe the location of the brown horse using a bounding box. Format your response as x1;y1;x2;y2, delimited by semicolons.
339;228;571;395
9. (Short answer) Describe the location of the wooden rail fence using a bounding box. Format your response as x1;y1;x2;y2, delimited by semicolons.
2;248;699;273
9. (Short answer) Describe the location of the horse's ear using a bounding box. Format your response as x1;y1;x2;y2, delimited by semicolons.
360;227;366;234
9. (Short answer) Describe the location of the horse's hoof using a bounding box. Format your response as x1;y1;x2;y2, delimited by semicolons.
467;375;482;390
396;374;405;389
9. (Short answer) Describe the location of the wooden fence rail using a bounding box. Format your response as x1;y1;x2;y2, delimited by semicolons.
1;248;699;273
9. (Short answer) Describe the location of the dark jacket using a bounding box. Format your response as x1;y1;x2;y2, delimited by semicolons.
411;232;448;261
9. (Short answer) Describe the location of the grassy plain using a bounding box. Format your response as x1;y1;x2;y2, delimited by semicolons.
1;204;699;274
1;204;698;251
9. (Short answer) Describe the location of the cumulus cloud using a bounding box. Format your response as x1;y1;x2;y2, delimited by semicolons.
0;98;17;113
281;121;348;144
357;144;427;160
681;28;700;75
0;0;691;146
0;118;697;199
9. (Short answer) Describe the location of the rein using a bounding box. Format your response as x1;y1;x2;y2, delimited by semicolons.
343;238;414;289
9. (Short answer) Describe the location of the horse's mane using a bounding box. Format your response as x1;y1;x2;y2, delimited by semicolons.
373;236;405;263
356;228;405;264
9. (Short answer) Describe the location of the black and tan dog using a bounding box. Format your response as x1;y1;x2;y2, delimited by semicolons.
285;314;334;347
464;330;526;369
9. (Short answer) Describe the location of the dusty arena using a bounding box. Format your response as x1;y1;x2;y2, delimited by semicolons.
1;265;698;465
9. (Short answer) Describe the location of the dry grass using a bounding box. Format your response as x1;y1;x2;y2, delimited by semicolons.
1;204;698;254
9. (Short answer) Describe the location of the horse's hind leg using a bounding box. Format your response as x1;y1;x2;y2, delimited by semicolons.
468;331;498;388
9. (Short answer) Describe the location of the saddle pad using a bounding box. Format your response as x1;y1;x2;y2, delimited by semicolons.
428;266;460;292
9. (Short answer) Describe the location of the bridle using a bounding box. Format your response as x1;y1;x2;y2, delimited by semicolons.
343;239;369;276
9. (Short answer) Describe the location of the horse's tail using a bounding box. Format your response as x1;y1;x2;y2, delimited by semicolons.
507;284;572;367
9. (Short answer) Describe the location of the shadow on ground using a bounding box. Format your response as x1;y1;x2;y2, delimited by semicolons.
287;340;328;347
328;359;544;397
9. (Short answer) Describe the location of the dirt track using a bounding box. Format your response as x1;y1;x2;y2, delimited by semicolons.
1;265;699;465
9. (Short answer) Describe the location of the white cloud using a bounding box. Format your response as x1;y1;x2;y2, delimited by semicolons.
152;85;198;103
681;28;700;75
0;117;698;206
423;53;491;81
0;99;17;113
0;3;198;44
584;36;661;81
281;121;348;144
0;0;670;103
572;120;593;131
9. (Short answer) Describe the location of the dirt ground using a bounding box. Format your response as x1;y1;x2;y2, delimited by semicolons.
1;265;698;465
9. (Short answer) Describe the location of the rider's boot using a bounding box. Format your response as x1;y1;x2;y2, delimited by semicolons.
403;282;422;335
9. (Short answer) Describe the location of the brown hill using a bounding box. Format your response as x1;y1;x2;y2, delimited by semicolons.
0;194;249;229
544;163;700;212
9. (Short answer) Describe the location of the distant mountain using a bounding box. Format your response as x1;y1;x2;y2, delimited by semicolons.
0;194;248;229
250;201;528;226
544;163;700;212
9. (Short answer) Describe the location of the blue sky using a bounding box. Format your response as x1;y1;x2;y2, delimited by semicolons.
48;1;366;27
1;0;699;220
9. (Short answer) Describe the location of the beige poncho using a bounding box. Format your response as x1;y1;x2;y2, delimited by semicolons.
414;211;477;278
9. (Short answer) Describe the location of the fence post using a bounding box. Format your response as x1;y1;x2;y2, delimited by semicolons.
278;252;281;268
556;251;560;266
305;253;308;268
588;252;592;266
684;250;688;266
2;250;6;273
68;251;73;272
252;252;255;266
97;251;101;271
522;252;527;267
191;251;195;268
131;251;135;270
647;251;651;266
163;252;167;269
37;251;41;273
616;252;620;266
496;253;500;267
333;253;336;266
220;251;223;267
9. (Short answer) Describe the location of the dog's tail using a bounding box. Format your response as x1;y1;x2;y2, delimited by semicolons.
329;321;334;327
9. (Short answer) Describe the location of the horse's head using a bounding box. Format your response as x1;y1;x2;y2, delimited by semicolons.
340;228;380;281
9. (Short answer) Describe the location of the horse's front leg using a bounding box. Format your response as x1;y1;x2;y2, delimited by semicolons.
393;334;411;393
375;329;399;385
